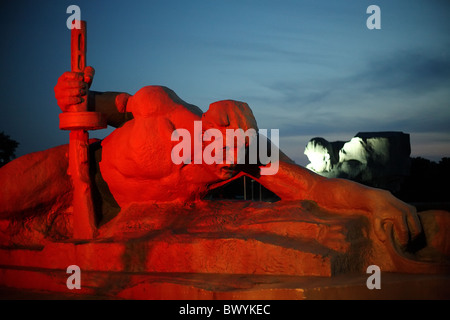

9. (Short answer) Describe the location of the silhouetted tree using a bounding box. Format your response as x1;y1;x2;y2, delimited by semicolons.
0;132;19;167
439;157;450;175
397;157;450;207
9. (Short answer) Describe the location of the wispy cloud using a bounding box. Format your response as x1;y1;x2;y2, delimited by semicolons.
248;48;450;163
349;49;450;94
259;48;450;123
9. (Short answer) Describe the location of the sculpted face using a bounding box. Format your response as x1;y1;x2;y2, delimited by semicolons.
201;138;242;180
200;100;258;181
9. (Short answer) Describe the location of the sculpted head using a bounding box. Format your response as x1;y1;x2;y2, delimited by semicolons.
200;100;258;180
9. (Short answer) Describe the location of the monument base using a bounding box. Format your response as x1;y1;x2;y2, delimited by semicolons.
0;200;449;299
1;268;449;300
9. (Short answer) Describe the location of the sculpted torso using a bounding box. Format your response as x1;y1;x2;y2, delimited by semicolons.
100;85;260;207
100;86;206;206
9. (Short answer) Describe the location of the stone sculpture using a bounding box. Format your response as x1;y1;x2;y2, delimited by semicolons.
304;132;411;193
0;21;448;299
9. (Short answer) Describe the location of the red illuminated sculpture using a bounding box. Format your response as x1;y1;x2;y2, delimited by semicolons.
0;21;449;299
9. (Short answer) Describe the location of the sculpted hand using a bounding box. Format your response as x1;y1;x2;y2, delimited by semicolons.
202;100;258;132
309;177;423;248
371;189;422;246
54;66;95;112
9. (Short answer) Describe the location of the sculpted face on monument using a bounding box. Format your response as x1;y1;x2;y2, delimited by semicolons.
200;100;258;180
305;132;412;193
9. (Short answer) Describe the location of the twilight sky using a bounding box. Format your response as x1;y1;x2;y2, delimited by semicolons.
1;0;449;166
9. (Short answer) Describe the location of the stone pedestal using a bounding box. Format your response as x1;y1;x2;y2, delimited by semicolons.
0;200;448;299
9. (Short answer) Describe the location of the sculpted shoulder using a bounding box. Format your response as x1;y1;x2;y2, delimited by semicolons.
127;86;203;119
99;85;205;207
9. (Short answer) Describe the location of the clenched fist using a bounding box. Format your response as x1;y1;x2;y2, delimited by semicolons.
54;66;95;112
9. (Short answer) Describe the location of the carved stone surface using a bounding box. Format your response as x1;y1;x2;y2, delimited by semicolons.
305;132;411;193
1;268;450;300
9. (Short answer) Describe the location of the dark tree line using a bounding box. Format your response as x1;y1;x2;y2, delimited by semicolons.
0;132;19;167
396;157;450;206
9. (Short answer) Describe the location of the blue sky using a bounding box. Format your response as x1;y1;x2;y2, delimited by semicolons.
1;0;449;165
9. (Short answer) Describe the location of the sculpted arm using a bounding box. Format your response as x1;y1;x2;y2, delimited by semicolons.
54;66;132;128
199;99;422;246
88;90;133;128
257;159;422;245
